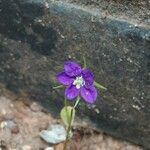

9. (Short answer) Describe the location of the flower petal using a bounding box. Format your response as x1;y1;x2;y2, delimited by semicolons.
64;61;81;77
82;69;94;86
65;85;79;100
57;72;73;85
80;86;97;103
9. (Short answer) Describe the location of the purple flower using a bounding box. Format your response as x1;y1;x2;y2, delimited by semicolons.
57;61;97;104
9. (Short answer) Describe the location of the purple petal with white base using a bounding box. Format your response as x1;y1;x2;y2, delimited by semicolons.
82;69;94;86
64;61;81;77
80;86;97;103
57;72;73;85
57;61;98;103
65;84;79;100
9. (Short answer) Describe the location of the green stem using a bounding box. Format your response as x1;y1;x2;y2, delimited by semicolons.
64;97;67;107
63;108;74;150
63;97;80;150
52;85;63;89
74;96;80;108
83;56;87;68
94;81;107;90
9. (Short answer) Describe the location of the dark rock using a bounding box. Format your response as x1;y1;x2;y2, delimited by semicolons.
11;126;19;134
0;0;149;148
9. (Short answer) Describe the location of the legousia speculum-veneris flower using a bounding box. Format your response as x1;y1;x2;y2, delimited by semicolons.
57;61;97;104
54;59;106;150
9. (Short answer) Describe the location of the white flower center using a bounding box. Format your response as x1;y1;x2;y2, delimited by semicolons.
73;76;85;89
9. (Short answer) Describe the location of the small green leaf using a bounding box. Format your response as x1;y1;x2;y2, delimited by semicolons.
53;85;63;89
60;106;75;127
94;81;107;90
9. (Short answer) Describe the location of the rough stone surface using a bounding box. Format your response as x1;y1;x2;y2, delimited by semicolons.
0;0;150;149
59;0;150;26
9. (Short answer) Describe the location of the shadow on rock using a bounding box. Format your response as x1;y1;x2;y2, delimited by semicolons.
0;0;58;56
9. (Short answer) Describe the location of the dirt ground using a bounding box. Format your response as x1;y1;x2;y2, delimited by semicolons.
55;0;150;25
0;90;143;150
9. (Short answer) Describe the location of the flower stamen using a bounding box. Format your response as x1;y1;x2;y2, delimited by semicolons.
73;76;85;89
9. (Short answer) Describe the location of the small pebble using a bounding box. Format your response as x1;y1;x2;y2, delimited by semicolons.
40;124;67;144
10;103;14;108
5;120;17;129
22;145;32;150
11;126;19;134
0;120;19;134
45;147;54;150
0;121;7;129
30;102;42;112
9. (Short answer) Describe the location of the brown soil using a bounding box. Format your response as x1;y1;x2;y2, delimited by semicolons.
55;0;150;25
0;90;143;150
